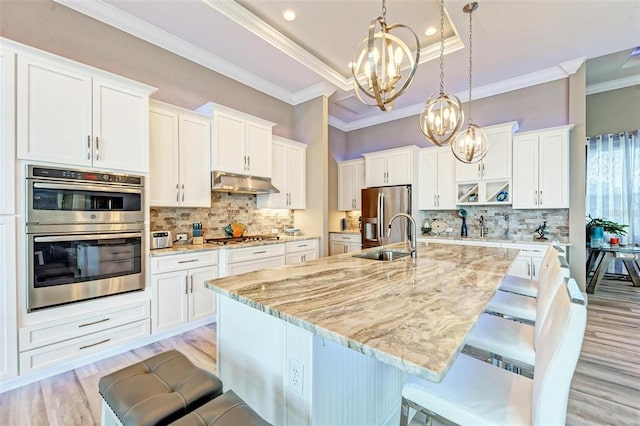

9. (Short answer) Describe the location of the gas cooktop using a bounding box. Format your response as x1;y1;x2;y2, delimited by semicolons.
205;235;280;245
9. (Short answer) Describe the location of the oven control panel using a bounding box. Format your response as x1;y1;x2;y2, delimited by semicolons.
30;166;142;185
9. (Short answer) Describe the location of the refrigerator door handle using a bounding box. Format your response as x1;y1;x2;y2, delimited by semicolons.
377;192;384;244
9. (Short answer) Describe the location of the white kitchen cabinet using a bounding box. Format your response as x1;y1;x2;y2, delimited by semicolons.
455;121;518;205
0;217;17;381
224;244;286;276
285;239;319;265
150;251;219;333
329;233;362;255
16;51;154;173
338;159;365;211
257;136;307;209
512;125;573;209
502;244;547;279
198;102;275;178
363;146;419;187
149;101;211;207
418;147;456;210
1;48;15;215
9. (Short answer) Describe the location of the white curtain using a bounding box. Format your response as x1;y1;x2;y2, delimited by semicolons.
586;130;640;245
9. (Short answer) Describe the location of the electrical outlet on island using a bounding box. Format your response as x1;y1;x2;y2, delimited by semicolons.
288;358;304;395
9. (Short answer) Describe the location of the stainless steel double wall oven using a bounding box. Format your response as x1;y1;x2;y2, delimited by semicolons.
26;166;145;311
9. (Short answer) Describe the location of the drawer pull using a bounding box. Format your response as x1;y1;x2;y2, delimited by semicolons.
253;250;267;254
178;259;199;264
79;318;110;328
298;244;308;248
79;338;111;350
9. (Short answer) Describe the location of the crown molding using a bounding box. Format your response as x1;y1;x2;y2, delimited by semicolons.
559;57;586;75
292;82;337;105
586;74;640;95
53;0;295;104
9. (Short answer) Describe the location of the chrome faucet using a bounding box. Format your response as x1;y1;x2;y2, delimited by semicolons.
479;215;488;238
387;213;417;258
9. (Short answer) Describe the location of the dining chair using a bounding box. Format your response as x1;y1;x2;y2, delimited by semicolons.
498;245;564;298
486;255;570;324
400;278;586;426
463;255;567;369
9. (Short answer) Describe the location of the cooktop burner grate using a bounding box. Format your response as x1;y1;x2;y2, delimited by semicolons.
205;235;280;245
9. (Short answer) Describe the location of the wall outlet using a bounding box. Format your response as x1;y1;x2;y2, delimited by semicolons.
288;358;304;395
445;227;453;233
271;228;279;235
176;233;187;241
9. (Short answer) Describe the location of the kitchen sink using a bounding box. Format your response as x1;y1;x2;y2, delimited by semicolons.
352;250;411;261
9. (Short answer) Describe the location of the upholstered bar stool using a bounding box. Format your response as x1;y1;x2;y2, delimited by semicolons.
170;390;271;426
400;278;586;426
498;245;564;298
99;350;223;426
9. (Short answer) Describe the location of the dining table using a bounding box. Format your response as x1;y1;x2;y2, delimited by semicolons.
586;243;640;294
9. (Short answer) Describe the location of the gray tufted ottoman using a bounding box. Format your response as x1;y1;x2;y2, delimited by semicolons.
169;390;271;426
99;350;223;426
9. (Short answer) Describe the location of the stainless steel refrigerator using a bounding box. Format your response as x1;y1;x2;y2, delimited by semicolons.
361;185;412;248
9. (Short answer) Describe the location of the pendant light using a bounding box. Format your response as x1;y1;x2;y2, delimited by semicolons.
351;0;420;111
451;2;488;164
419;0;463;146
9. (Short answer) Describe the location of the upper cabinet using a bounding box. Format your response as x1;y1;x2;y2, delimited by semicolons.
15;49;155;173
1;48;15;215
363;146;419;187
338;159;365;211
257;136;307;209
512;125;573;209
456;121;518;205
418;147;456;210
149;101;211;208
198;102;275;178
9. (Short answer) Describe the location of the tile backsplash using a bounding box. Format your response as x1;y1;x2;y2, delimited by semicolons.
419;206;569;241
151;192;294;238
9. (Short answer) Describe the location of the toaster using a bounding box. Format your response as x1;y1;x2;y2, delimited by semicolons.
150;231;173;249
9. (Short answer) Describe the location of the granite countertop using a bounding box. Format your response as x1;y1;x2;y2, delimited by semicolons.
205;242;519;382
149;235;320;257
419;234;572;246
329;230;361;235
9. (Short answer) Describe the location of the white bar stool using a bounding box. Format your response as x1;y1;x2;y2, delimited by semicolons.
498;245;564;298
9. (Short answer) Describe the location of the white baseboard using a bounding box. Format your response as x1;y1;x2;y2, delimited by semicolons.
0;317;217;394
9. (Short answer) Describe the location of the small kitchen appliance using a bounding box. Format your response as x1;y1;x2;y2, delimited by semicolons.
151;231;173;249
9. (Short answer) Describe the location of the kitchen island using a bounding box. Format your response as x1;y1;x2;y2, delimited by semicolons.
206;242;519;425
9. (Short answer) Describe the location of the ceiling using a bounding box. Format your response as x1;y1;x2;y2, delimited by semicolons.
55;0;640;131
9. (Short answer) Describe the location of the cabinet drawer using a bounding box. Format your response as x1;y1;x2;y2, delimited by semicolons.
20;300;150;351
330;233;361;244
19;319;150;374
285;248;318;265
151;251;218;274
227;243;285;263
227;256;285;276
501;243;547;257
285;239;318;254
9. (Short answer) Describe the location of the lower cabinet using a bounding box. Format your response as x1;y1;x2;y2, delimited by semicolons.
150;251;219;333
0;216;17;382
329;233;361;255
285;239;319;265
503;244;547;280
226;244;285;276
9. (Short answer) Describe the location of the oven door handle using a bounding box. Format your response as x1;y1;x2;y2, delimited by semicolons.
34;232;142;242
32;182;143;194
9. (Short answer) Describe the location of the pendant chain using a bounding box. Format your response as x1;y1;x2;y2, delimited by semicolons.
467;4;474;124
439;0;445;95
382;0;387;20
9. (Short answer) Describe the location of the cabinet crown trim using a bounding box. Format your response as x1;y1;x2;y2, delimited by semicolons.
272;135;307;149
362;145;420;157
514;124;575;137
150;99;211;118
195;101;275;127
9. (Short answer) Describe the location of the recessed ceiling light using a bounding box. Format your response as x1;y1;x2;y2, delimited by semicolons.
425;27;437;36
282;9;296;21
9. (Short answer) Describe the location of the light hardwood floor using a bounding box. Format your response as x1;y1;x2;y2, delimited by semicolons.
1;279;639;425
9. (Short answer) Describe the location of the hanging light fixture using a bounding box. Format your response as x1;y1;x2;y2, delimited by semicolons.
451;2;488;164
351;0;420;111
419;0;463;146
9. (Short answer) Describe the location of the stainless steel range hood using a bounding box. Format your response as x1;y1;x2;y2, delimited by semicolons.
211;171;280;195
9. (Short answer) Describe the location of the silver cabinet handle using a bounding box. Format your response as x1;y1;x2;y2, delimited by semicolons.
253;250;267;254
79;339;110;350
481;162;485;178
87;135;91;160
532;263;536;277
477;164;481;177
437;194;440;207
176;183;180;202
298;244;308;248
178;259;199;264
185;275;189;295
243;155;247;170
190;275;194;293
181;184;185;202
539;190;542;206
78;318;110;328
534;190;538;206
433;195;436;207
527;262;531;277
247;156;250;170
95;136;100;161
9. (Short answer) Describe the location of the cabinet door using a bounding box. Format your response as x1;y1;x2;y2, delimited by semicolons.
17;55;92;166
482;127;512;180
179;113;211;207
263;141;288;208
538;131;568;208
189;266;218;322
365;155;387;187
512;135;539;209
338;162;355;211
1;50;15;215
245;121;272;177
386;150;412;185
353;160;365;210
330;241;347;256
149;107;180;207
531;256;544;281
92;79;148;172
346;243;362;253
152;271;189;333
436;149;457;209
213;111;245;174
418;150;438;209
507;256;532;279
287;144;306;209
227;256;285;276
0;217;17;381
455;158;481;182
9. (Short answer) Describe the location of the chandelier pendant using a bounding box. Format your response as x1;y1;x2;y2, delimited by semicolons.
351;0;420;111
420;0;463;146
452;1;488;164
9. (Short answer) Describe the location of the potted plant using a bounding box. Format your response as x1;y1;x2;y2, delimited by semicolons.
586;215;628;245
